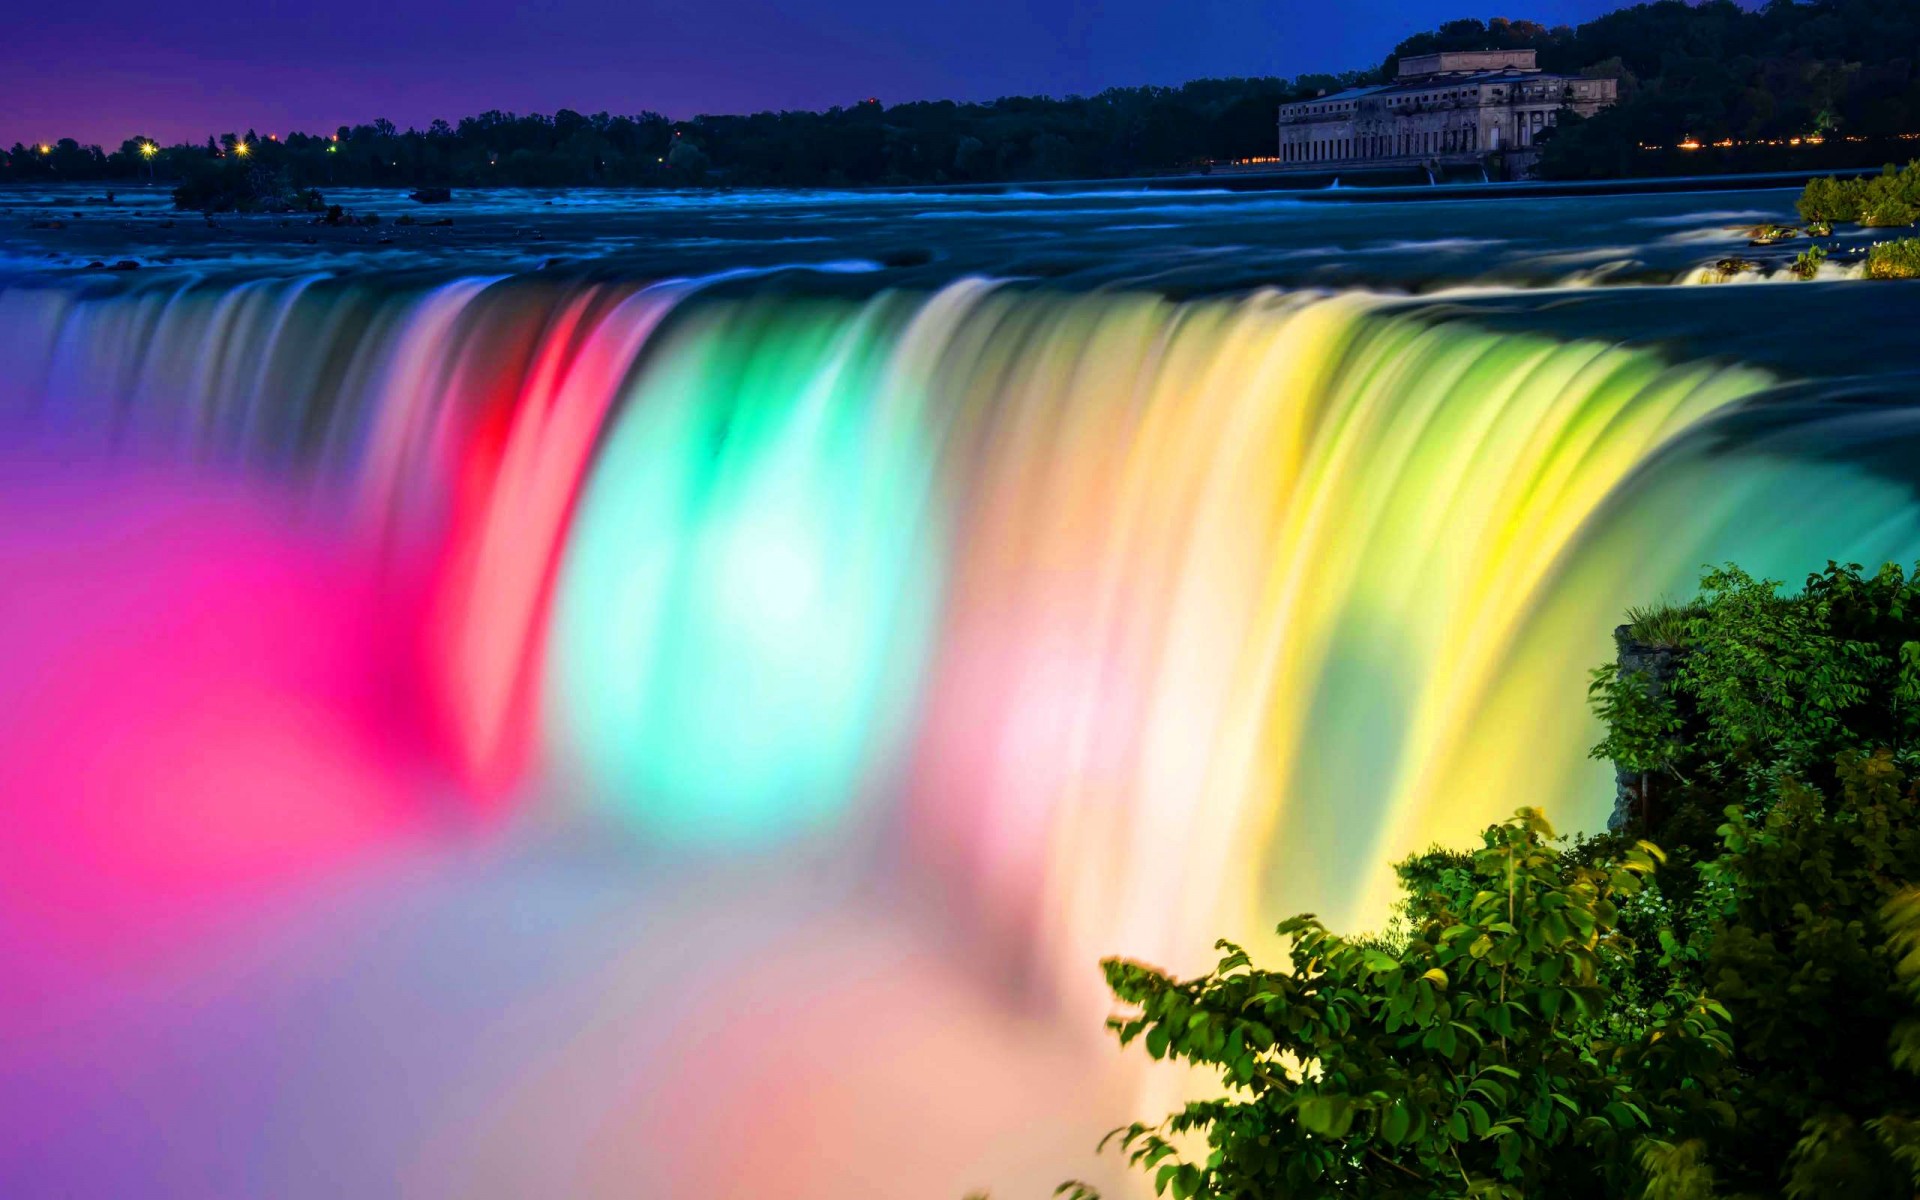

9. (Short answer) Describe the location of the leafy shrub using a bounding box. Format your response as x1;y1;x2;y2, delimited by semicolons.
1791;243;1828;279
1798;175;1864;224
1867;238;1920;280
1625;602;1701;649
1083;563;1920;1200
1860;190;1918;228
1798;164;1920;228
1073;811;1725;1200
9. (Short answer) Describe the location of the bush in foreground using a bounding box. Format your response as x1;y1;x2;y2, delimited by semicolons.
1867;239;1920;280
1078;563;1920;1199
1798;164;1920;230
1071;812;1723;1199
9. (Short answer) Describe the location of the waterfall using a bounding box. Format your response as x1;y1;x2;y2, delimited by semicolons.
6;274;1920;1197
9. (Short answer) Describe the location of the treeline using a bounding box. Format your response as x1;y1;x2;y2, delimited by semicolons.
0;75;1367;195
1482;0;1920;178
7;0;1920;191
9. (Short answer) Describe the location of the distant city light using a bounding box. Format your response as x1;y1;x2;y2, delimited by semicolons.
1646;132;1838;152
327;145;337;153
38;144;50;155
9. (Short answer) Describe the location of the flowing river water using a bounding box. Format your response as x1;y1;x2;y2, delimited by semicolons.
4;178;1920;1197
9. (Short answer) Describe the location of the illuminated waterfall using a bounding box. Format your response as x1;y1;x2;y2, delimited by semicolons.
5;273;1920;1197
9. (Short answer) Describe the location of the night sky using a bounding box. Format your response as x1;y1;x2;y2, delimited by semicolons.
12;0;1635;147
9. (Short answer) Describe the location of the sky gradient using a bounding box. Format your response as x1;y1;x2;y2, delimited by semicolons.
12;0;1635;147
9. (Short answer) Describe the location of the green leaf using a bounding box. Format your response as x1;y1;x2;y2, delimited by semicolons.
1381;1101;1414;1147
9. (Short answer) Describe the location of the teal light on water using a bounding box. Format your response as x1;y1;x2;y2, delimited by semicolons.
545;301;942;847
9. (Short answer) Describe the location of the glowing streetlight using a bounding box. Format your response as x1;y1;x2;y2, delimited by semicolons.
234;140;251;157
38;144;51;155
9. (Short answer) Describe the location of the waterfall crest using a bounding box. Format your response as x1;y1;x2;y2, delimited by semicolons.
6;274;1920;996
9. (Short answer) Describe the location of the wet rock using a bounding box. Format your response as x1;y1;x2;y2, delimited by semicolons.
409;186;452;204
109;260;139;271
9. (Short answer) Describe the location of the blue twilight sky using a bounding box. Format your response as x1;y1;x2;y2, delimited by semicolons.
10;0;1640;147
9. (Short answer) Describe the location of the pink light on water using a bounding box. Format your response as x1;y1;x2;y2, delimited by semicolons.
0;465;435;978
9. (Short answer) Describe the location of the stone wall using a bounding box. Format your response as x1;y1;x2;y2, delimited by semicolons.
1608;625;1684;832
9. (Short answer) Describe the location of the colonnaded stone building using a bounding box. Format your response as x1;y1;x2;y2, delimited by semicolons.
1275;49;1617;175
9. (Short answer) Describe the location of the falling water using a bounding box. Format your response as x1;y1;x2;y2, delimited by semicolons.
4;273;1920;1196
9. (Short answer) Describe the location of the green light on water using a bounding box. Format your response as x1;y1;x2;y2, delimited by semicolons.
546;301;941;847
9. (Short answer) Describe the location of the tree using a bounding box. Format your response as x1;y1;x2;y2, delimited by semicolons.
1071;811;1728;1199
1589;563;1920;1195
1084;562;1920;1199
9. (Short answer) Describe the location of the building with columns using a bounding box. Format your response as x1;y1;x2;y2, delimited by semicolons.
1275;49;1616;175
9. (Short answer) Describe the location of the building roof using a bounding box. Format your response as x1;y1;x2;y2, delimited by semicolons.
1397;49;1538;78
1280;68;1582;110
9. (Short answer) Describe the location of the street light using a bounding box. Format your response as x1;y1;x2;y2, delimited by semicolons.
139;140;157;181
234;140;251;157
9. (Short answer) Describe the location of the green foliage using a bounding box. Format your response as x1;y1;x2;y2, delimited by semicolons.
1799;175;1864;224
1798;164;1920;233
1790;243;1828;280
1589;664;1685;776
1092;809;1728;1198
1091;562;1920;1199
1867;238;1920;281
1535;0;1920;181
1860;192;1920;230
1591;562;1920;1195
1626;602;1701;649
